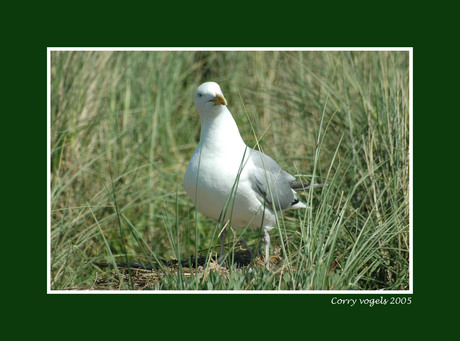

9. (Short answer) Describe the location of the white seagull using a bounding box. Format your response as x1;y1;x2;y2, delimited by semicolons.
184;82;324;266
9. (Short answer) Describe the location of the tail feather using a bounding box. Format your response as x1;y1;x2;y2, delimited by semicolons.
289;199;308;209
290;181;328;192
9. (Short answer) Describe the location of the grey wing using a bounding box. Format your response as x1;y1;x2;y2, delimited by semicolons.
248;148;297;211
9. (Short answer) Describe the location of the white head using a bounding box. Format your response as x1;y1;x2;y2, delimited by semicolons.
193;82;228;114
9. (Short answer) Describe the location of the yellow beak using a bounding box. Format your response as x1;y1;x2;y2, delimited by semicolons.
211;93;227;106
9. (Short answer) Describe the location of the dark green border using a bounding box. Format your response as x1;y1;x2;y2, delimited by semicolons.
5;2;446;337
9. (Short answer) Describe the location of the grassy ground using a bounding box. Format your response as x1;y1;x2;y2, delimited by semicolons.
50;50;410;290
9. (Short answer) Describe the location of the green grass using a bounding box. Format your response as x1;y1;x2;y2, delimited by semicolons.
50;50;410;290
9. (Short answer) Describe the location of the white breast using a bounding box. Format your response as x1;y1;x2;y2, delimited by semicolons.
184;144;276;229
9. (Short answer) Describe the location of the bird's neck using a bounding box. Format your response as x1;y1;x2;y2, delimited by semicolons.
199;107;246;151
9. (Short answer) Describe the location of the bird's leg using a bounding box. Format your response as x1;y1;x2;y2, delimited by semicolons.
262;229;270;268
240;238;253;260
218;227;227;265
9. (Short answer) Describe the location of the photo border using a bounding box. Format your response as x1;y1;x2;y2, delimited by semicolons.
47;47;413;294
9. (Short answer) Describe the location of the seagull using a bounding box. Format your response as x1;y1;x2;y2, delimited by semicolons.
184;82;325;267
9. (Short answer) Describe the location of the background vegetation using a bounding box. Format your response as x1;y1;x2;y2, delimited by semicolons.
50;50;410;290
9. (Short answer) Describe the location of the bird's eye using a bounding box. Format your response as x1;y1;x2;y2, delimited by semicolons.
197;93;203;98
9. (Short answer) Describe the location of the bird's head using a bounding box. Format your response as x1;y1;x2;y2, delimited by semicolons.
193;82;228;114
